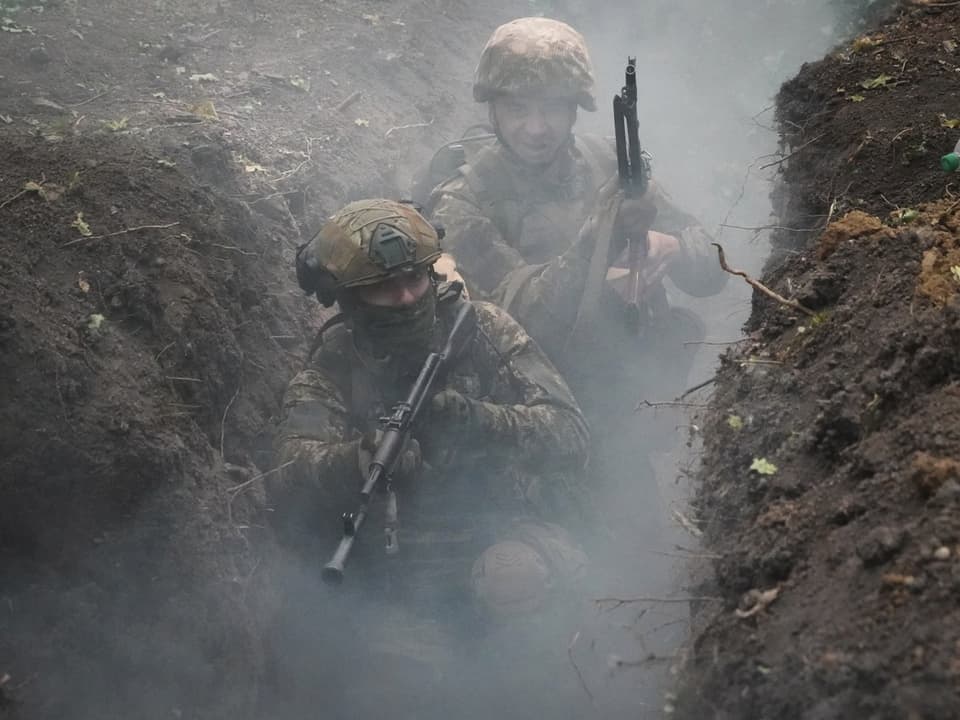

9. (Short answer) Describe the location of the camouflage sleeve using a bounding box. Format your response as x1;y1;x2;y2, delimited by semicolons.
465;302;590;473
270;366;362;516
648;182;729;298
429;178;526;297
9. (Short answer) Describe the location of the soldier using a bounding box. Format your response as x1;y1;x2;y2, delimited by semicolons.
268;196;590;656
427;17;728;394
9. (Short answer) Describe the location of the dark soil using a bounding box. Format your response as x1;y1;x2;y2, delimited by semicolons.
771;2;960;255
0;1;515;718
674;4;960;719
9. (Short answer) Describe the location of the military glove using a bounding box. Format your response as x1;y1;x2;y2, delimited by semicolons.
429;388;474;425
357;430;422;485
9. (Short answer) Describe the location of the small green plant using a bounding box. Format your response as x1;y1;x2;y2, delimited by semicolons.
750;458;779;476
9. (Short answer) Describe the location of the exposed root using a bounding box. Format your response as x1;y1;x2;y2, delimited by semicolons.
712;243;816;317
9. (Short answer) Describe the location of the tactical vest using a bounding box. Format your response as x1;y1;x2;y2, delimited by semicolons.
425;133;616;263
324;289;515;613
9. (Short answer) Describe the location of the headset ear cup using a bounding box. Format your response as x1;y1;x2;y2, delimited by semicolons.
314;272;338;307
295;242;339;307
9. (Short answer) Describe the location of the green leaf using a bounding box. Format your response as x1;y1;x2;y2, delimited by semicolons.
87;313;105;330
727;415;744;431
102;117;128;132
848;94;866;103
939;114;960;129
71;211;92;236
859;73;893;90
750;458;778;475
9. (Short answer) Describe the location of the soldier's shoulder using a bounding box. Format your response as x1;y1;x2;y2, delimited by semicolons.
472;300;530;349
573;133;616;171
305;321;355;374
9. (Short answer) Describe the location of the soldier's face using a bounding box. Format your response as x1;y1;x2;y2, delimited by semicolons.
354;268;430;307
491;95;577;167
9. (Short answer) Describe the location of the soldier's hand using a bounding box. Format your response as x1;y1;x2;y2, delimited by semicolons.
357;430;422;484
637;230;681;287
428;389;474;428
612;194;658;261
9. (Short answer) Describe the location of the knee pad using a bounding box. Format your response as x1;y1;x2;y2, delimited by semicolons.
470;541;552;620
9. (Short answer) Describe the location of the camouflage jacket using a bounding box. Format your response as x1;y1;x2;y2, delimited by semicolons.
428;135;728;359
270;289;590;596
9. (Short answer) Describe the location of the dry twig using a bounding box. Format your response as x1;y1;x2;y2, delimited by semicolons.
0;189;29;210
336;90;363;112
220;386;240;459
672;509;703;538
384;118;435;138
595;595;718;610
712;243;816;317
62;221;180;247
759;133;826;170
683;339;744;347
567;631;594;704
678;376;716;399
228;460;295;496
650;548;722;560
66;90;110;108
608;652;669;669
635;399;707;411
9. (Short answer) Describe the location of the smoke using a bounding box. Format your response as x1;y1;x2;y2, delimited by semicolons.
264;2;896;718
422;1;883;715
0;2;891;719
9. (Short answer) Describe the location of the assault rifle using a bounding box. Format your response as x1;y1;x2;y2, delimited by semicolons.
613;57;652;329
321;300;478;585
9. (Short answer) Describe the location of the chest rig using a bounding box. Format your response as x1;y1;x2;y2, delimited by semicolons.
456;134;614;264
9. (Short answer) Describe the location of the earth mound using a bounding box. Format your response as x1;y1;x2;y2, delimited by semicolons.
674;4;960;718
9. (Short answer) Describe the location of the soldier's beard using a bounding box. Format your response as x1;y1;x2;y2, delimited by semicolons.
350;289;438;371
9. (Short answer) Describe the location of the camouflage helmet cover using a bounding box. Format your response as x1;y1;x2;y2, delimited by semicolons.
473;17;597;112
309;199;442;290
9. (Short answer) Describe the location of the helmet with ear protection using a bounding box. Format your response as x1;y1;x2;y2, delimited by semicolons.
296;199;444;307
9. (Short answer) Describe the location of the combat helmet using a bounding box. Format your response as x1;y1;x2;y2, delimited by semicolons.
297;199;443;307
473;17;597;112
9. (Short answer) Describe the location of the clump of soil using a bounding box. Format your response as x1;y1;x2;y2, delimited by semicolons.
674;4;960;718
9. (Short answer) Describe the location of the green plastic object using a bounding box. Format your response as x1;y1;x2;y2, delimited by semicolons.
943;152;960;173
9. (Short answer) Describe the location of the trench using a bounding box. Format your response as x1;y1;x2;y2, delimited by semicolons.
0;1;896;718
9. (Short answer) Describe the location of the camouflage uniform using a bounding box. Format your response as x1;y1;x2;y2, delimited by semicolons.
424;20;729;549
271;202;591;615
427;18;727;385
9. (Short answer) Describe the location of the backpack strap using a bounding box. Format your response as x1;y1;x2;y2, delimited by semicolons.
457;145;528;246
573;133;617;190
495;262;548;316
306;312;346;363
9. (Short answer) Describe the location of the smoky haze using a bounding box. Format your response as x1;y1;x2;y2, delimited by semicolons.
0;1;889;719
268;2;868;719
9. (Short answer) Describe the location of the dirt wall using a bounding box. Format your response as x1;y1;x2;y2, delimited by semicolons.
674;4;960;718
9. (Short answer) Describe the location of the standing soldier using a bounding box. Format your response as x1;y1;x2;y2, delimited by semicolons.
267;199;591;715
